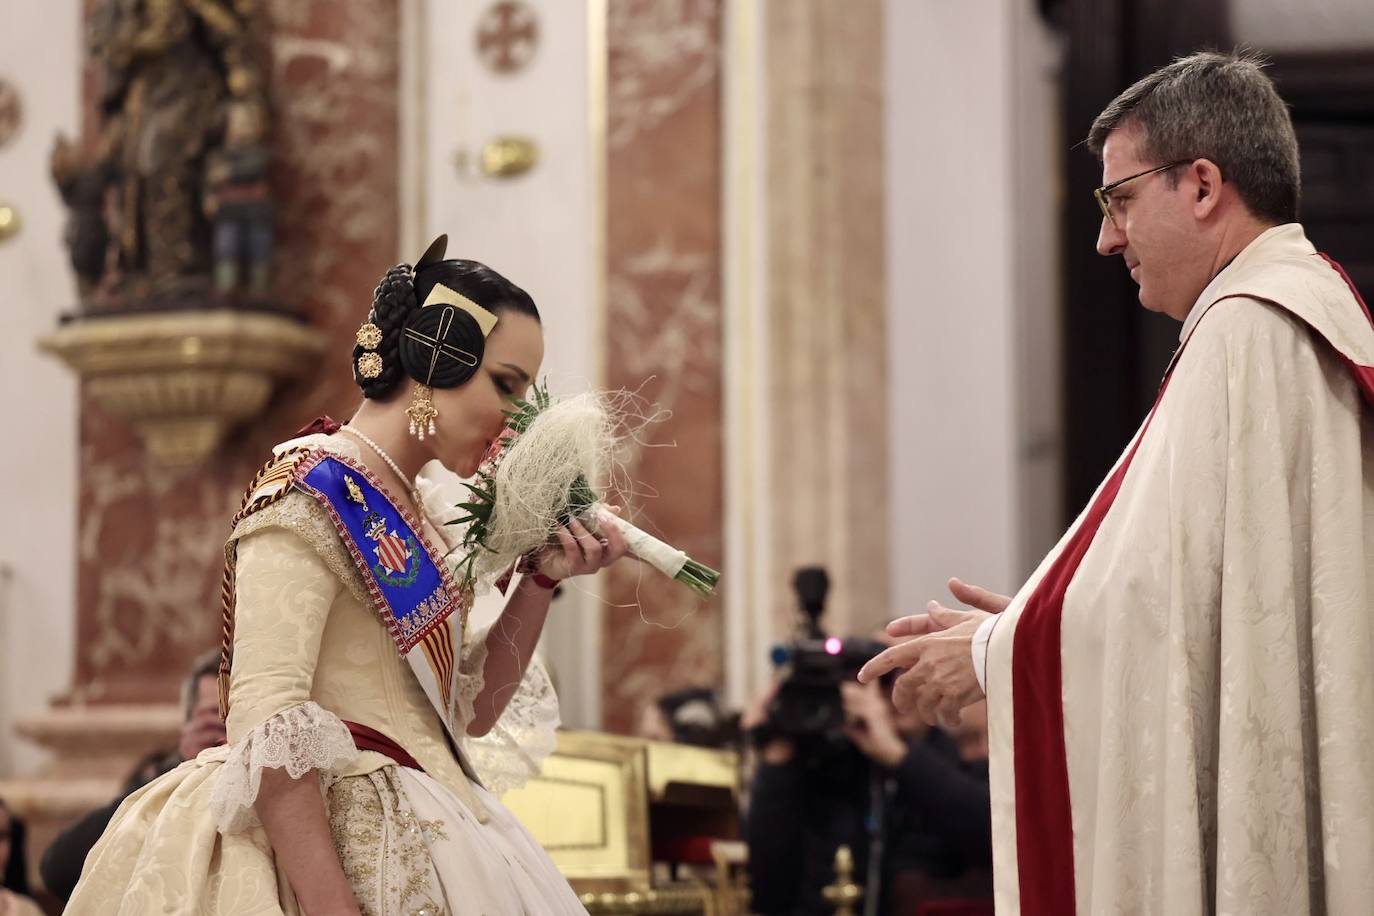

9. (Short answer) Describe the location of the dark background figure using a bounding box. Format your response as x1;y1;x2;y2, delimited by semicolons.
39;651;226;903
740;567;993;915
747;587;994;916
743;656;993;916
0;798;43;916
637;687;741;750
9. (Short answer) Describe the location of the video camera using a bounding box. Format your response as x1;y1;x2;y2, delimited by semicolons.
760;566;887;750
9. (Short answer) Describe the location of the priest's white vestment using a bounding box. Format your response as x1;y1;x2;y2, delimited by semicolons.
983;224;1374;914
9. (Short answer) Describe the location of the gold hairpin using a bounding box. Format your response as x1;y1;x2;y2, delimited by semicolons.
402;324;479;367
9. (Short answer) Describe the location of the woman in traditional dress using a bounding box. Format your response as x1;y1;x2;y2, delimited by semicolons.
67;237;627;914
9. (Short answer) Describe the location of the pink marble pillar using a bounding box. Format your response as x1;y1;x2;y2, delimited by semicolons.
72;0;401;704
601;0;726;734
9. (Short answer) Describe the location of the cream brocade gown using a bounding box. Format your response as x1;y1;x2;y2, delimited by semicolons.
66;435;583;915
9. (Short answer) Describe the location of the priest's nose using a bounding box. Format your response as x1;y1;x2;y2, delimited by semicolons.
1097;216;1127;257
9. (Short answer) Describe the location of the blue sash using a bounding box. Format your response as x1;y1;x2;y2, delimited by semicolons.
294;452;458;653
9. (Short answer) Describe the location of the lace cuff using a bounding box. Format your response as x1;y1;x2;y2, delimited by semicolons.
209;701;357;833
458;629;561;797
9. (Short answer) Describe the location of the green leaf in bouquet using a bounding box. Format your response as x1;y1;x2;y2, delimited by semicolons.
463;483;495;503
553;474;599;528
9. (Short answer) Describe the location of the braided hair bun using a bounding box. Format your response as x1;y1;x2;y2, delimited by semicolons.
397;302;487;388
352;263;417;398
351;237;542;399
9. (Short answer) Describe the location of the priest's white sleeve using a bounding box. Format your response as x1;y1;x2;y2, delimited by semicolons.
971;614;999;694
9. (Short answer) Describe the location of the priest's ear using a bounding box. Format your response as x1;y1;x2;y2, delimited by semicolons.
1189;158;1225;221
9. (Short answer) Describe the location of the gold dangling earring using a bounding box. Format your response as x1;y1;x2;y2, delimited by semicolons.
406;384;438;441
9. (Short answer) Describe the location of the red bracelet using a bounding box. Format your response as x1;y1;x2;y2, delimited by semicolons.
528;572;561;590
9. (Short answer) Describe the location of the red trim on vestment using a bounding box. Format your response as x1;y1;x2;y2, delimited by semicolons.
1009;368;1177;913
1317;253;1374;408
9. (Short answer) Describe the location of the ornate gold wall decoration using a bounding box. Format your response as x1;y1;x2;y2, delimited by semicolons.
0;203;19;243
479;136;540;178
40;311;326;466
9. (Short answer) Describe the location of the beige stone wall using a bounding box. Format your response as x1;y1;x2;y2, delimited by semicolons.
0;0;82;781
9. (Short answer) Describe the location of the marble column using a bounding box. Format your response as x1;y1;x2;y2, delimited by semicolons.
763;0;889;639
73;0;402;705
601;0;726;734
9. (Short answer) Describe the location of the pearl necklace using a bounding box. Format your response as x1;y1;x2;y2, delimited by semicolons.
340;425;421;506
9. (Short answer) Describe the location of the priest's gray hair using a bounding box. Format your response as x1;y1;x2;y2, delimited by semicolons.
1087;49;1300;226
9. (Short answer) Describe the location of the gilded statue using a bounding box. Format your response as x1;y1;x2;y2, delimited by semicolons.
53;0;271;309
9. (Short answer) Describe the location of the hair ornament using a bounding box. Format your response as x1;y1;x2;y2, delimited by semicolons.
422;283;499;337
355;321;383;350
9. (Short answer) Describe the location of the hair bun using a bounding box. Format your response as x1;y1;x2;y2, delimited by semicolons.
398;303;486;389
353;263;417;398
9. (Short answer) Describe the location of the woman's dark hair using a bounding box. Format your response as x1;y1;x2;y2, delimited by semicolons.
353;258;540;400
1;799;30;896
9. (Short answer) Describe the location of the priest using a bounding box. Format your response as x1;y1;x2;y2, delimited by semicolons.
860;50;1374;914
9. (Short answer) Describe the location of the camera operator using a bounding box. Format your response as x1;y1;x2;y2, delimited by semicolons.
744;641;993;915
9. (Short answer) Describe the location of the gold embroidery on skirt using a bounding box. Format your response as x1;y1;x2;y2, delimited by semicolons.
327;771;449;916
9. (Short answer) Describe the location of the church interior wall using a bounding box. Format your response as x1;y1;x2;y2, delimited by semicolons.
0;0;82;778
409;0;605;729
886;0;1064;619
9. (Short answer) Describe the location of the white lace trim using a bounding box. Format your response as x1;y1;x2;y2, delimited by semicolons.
209;701;357;834
455;629;489;740
460;634;561;797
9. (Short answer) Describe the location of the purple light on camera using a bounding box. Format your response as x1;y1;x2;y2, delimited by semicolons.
824;637;843;656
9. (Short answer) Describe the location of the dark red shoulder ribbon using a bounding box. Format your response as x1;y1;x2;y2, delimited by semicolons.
295;415;342;437
344;720;424;772
1317;254;1374;407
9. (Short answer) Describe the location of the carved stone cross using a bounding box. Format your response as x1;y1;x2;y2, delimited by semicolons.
475;1;539;75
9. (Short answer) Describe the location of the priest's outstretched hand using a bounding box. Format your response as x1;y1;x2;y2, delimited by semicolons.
858;578;1011;728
